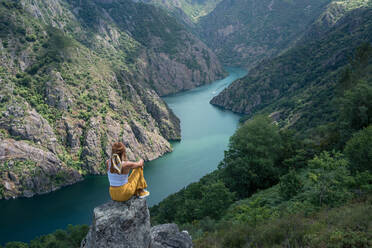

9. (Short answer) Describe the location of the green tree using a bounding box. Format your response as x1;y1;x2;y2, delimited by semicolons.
338;81;372;143
66;224;89;246
344;125;372;174
227;197;273;227
25;224;88;248
150;171;224;224
307;151;353;207
337;43;372;145
4;243;28;248
151;191;185;224
199;181;235;219
219;115;283;198
279;169;303;200
175;183;203;223
338;43;372;93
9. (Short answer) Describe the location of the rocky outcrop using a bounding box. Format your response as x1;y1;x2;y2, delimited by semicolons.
60;117;85;153
45;71;73;111
150;224;193;248
138;89;180;141
138;37;225;96
81;198;192;248
0;139;82;199
0;100;61;153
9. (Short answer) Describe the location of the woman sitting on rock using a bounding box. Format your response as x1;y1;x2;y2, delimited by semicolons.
106;142;150;201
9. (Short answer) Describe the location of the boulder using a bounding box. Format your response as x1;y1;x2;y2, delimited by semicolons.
81;198;151;248
150;224;193;248
81;198;192;248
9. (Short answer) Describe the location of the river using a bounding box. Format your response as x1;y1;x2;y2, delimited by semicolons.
0;67;247;244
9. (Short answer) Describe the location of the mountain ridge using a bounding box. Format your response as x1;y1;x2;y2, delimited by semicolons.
199;0;332;68
210;5;372;134
136;0;223;23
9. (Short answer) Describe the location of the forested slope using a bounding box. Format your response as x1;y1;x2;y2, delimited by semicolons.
211;5;372;136
138;0;223;23
199;0;332;67
150;45;372;247
149;2;372;246
64;0;225;96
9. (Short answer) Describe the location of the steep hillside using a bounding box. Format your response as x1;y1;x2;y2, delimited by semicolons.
138;0;223;23
150;45;372;247
0;0;223;199
63;0;225;96
199;0;333;67
298;0;372;43
211;5;372;134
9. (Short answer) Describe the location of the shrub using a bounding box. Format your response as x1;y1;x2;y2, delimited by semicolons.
352;172;372;194
194;195;372;248
19;75;32;87
279;169;303;200
225;197;274;227
27;224;89;248
25;34;36;42
338;81;372;144
253;212;310;247
221;224;250;248
344;125;372;174
2;39;8;48
306;151;353;207
26;63;40;75
4;242;28;248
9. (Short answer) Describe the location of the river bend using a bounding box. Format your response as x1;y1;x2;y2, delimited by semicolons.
0;67;247;244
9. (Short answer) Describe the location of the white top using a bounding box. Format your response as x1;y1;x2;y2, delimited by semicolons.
107;159;128;187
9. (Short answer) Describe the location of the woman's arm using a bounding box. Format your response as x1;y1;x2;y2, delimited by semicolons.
122;159;144;169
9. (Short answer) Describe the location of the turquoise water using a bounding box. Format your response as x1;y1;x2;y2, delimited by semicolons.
0;67;247;244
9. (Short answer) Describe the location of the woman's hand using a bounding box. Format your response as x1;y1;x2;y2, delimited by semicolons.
137;159;144;168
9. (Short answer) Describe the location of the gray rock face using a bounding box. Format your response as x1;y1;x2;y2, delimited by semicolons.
81;198;192;248
82;198;151;248
81;117;104;174
0;100;60;153
138;39;225;96
0;139;82;199
45;71;73;111
62;117;85;153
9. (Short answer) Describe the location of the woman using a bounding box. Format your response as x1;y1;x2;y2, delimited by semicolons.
106;142;150;201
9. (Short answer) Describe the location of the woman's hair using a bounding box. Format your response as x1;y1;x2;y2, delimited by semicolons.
110;142;127;173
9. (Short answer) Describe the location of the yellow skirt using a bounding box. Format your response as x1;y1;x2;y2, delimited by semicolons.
109;167;148;202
